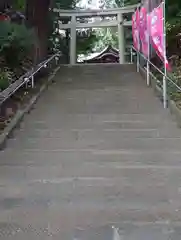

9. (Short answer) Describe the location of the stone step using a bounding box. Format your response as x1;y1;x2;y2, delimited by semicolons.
1;149;181;166
6;137;181;151
22;113;173;123
18;119;177;130
115;225;179;240
1;163;181;180
27;101;167;114
72;225;181;240
11;128;181;139
0;178;180;223
0;169;180;213
60;63;136;72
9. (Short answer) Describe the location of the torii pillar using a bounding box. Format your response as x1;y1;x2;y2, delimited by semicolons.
70;15;77;65
117;13;125;64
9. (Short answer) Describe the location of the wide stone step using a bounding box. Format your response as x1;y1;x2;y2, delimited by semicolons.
21;113;172;122
18;118;177;130
11;128;181;139
72;225;181;240
6;137;181;151
1;149;181;166
0;176;180;223
0;167;180;217
28;104;167;114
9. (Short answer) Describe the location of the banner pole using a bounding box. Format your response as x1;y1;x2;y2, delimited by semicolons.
162;0;167;108
146;49;150;86
146;2;150;86
130;47;133;63
137;51;140;72
136;6;140;73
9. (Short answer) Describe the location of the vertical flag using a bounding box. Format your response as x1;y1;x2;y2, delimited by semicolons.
139;6;149;57
148;2;170;70
132;9;140;51
132;0;170;70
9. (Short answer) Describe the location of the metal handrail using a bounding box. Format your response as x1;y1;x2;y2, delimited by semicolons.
130;46;181;107
0;51;61;105
131;46;181;91
132;46;164;75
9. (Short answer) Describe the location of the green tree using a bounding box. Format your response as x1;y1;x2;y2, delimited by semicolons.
93;0;139;52
164;0;181;57
0;0;12;11
100;0;139;8
50;0;99;60
94;28;118;51
25;0;51;62
77;29;98;54
13;0;26;11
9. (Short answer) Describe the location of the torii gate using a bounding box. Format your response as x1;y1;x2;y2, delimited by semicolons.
53;4;138;65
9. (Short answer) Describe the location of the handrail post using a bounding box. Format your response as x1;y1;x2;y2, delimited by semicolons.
31;76;34;88
146;60;150;86
130;48;133;63
55;56;59;65
25;77;28;89
163;0;167;109
163;74;167;109
136;51;139;72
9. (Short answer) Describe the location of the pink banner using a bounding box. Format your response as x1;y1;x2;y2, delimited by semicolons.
132;9;140;51
148;3;170;70
139;7;149;57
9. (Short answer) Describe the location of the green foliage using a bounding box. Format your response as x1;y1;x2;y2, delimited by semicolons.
49;0;100;56
0;68;12;90
101;0;139;8
0;21;35;69
55;0;79;9
94;28;118;51
12;0;26;11
77;30;98;54
92;0;139;52
49;0;78;56
166;0;181;53
115;0;139;6
168;57;181;85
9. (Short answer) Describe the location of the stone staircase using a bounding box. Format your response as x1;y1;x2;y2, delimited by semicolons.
0;64;181;239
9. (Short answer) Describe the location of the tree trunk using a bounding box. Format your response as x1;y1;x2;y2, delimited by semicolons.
26;0;51;63
0;0;13;11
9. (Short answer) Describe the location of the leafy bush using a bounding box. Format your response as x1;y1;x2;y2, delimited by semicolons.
168;57;181;84
0;21;35;70
0;69;13;90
